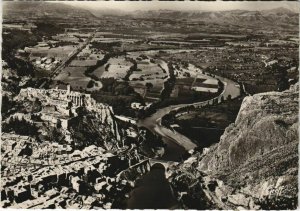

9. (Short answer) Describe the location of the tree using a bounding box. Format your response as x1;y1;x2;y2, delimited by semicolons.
218;79;224;92
220;96;224;103
87;80;94;88
2;117;38;136
2;95;13;116
145;82;153;91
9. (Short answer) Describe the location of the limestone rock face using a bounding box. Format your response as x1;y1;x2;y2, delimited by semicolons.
169;84;298;209
199;84;298;209
199;84;298;172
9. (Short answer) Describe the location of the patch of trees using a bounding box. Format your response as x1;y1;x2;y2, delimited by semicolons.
124;58;137;81
90;41;121;52
86;54;111;75
50;41;77;48
2;29;39;77
1;95;16;118
3;21;64;70
146;82;153;91
1;77;21;95
91;77;144;116
84;54;111;83
46;127;65;143
140;86;222;119
2;30;40;56
218;79;224;92
2;117;39;136
160;62;176;100
32;22;65;39
6;56;35;77
138;127;166;157
272;63;289;91
87;80;95;88
105;63;110;71
97;77;135;96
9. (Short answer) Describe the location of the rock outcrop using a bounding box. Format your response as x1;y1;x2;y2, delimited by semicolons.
169;84;298;209
199;83;298;173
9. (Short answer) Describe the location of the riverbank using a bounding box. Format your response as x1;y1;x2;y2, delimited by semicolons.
170;97;244;149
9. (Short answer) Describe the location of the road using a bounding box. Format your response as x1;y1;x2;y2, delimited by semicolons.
39;30;96;88
137;72;241;161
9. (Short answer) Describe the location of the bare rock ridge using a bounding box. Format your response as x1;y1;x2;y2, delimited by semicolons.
169;84;298;209
199;83;298;173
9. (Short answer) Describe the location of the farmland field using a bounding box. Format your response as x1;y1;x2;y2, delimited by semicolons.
69;59;98;67
129;61;167;81
56;66;87;79
93;65;106;78
173;63;202;78
171;77;195;98
171;84;193;98
100;56;133;79
28;45;77;60
192;75;219;93
54;66;90;90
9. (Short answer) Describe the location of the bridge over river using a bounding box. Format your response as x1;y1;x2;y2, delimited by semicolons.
117;158;178;181
149;158;179;170
125;65;241;209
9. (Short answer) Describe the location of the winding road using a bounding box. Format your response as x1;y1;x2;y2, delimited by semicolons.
137;72;241;161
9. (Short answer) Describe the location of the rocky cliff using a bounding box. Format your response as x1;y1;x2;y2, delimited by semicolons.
169;84;298;209
199;83;298;173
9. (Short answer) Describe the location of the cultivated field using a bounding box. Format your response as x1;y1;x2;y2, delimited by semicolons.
69;59;98;67
54;66;90;90
100;56;133;79
129;61;167;81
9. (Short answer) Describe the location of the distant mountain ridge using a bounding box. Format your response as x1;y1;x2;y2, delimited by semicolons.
3;2;95;21
3;2;298;25
129;8;298;25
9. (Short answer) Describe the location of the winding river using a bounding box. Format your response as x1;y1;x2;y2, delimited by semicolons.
126;52;241;209
137;72;241;161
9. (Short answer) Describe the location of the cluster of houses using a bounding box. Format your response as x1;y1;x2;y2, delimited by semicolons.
1;139;132;208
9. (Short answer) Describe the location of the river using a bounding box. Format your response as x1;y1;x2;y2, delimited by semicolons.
126;163;179;209
137;72;241;161
126;58;241;209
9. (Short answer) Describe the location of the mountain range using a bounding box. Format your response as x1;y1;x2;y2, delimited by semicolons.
3;2;298;26
129;8;298;26
2;2;94;21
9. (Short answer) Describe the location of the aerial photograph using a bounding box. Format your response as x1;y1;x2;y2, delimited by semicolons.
1;1;299;209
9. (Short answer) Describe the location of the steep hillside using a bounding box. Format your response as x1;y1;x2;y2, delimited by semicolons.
199;83;298;172
168;83;298;209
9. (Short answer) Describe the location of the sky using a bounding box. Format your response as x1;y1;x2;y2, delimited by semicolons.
62;1;299;13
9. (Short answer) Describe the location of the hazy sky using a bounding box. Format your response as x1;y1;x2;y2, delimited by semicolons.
62;1;299;12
